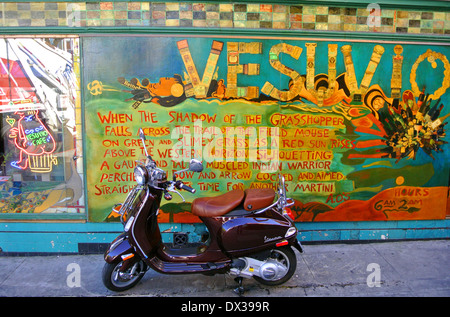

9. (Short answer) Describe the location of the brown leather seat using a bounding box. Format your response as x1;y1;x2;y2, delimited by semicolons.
192;189;245;217
243;188;275;211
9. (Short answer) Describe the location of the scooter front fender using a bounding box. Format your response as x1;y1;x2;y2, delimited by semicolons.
104;233;135;264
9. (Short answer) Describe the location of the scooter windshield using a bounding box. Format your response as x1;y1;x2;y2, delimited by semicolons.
120;186;148;222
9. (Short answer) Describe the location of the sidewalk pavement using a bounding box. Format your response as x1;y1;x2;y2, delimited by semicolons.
0;239;449;297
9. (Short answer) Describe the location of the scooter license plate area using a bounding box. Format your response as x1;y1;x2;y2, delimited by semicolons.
220;216;291;256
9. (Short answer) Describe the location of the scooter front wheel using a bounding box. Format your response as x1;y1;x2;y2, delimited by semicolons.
102;260;147;292
253;246;297;286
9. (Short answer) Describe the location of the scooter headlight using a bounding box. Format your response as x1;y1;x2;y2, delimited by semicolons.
124;216;135;232
134;165;148;185
285;226;297;238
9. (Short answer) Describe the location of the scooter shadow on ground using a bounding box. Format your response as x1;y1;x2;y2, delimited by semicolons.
106;248;308;297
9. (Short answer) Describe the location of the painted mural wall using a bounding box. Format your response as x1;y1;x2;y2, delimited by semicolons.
83;35;450;223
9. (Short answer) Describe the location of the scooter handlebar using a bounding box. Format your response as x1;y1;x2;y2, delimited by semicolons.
175;181;196;194
181;184;196;193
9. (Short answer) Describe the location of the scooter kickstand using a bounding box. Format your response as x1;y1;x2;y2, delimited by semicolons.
233;277;245;296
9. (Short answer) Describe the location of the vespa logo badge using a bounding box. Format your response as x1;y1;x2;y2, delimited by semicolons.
264;235;282;243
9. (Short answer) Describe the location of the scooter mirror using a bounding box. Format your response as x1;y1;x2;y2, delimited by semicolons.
189;159;203;172
139;128;152;160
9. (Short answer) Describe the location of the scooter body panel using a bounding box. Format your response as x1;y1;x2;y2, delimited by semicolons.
128;187;162;260
218;209;293;257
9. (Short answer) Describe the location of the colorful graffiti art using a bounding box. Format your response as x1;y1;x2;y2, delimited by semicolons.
83;36;449;223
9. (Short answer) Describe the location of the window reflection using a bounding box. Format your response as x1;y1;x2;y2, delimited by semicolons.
0;37;84;216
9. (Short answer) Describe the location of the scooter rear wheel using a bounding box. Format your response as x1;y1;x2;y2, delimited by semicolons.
102;260;147;292
253;246;297;286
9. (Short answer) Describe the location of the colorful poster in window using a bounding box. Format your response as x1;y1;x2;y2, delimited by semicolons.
0;38;84;215
83;36;449;223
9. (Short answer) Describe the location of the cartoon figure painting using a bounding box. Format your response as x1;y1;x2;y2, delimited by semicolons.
119;74;231;108
118;74;188;108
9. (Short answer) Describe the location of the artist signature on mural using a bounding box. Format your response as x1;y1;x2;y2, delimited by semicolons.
374;199;421;219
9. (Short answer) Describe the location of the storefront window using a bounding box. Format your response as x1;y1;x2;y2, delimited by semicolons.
0;36;84;219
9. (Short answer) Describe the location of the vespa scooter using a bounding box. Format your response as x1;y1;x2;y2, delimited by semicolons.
102;128;303;294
